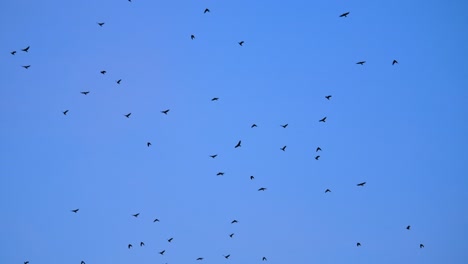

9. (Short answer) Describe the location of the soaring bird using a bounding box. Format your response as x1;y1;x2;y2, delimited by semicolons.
250;176;255;180
280;146;287;151
161;109;170;115
356;61;366;65
11;51;16;55
262;257;267;261
63;110;69;115
210;154;218;158
357;242;361;247
258;187;267;191
81;261;85;264
281;124;288;128
357;182;366;186
325;95;332;100
251;124;257;128
339;12;350;17
204;8;210;13
71;208;79;213
116;79;122;84
132;213;140;217
97;22;105;27
211;97;219;101
217;172;225;176
231;220;238;224
319;117;327;122
22;46;30;52
81;91;90;95
168;237;173;242
420;244;424;248
159;250;165;255
22;65;31;69
147;142;152;147
191;35;195;40
406;225;411;230
153;218;160;222
224;255;230;259
24;261;29;264
100;70;106;74
140;242;145;246
124;113;131;118
229;233;234;238
392;60;398;65
325;189;331;193
238;41;244;46
235;140;241;148
197;258;204;261
128;244;133;249
315;155;320;160
316;147;322;152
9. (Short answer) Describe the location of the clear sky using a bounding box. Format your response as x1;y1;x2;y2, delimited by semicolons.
1;0;468;263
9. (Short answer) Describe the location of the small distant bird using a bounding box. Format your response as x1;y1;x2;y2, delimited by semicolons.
281;124;288;128
420;244;424;248
211;97;219;101
63;110;69;115
406;225;411;230
147;142;152;147
24;262;29;264
325;189;331;193
392;60;398;65
238;41;244;46
356;61;366;65
153;218;160;222
210;154;217;158
339;12;350;17
161;109;170;115
325;95;332;100
357;182;366;186
128;244;133;249
258;187;267;191
140;242;145;246
204;8;210;13
71;208;79;213
191;34;195;40
251;124;257;128
197;258;204;261
229;233;234;238
217;172;225;176
231;220;238;224
132;213;140;217
319;117;327;122
22;65;31;69
235;140;241;148
280;146;287;151
81;261;85;264
250;176;255;180
262;257;267;261
159;250;165;255
224;255;230;259
168;238;173;242
357;242;361;247
22;46;30;52
316;147;322;152
100;70;106;74
11;51;16;55
97;22;105;27
315;155;320;160
124;113;131;118
81;91;90;95
116;79;122;84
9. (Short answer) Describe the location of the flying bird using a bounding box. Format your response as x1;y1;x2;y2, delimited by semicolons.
325;189;331;193
231;220;238;224
280;146;287;151
392;60;398;65
406;225;411;230
97;22;105;27
229;233;234;238
238;41;244;46
217;172;225;176
281;124;288;128
124;113;131;118
210;154;217;158
250;176;255;180
197;258;204;261
262;257;267;261
159;250;165;255
100;70;106;74
24;262;29;264
161;109;170;115
81;261;85;264
140;242;145;246
224;255;230;259
357;242;361;247
81;91;90;95
258;187;267;191
357;182;366;186
316;147;322;152
22;46;30;52
356;61;366;65
116;79;122;84
251;124;257;128
22;65;31;69
319;117;327;122
315;155;320;160
168;238;173;242
191;34;195;40
11;51;16;55
204;8;210;13
63;110;69;115
420;244;424;248
339;12;350;17
211;97;219;101
132;213;140;217
128;244;133;249
154;218;160;222
71;208;79;213
325;95;332;100
235;140;241;148
147;142;152;147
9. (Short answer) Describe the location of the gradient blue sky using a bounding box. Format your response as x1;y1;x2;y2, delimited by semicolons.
1;0;468;263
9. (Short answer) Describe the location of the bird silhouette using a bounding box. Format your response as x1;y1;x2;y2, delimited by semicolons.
100;70;106;74
140;242;145;246
280;146;287;151
124;113;131;118
210;154;217;158
204;8;210;13
356;61;366;65
231;220;238;224
147;142;152;147
357;182;366;186
251;124;257;128
281;124;288;128
392;60;398;65
24;261;29;264
406;225;411;230
238;41;244;46
63;110;69;115
316;147;322;152
315;155;320;160
229;233;234;238
11;51;16;55
250;176;255;180
159;250;165;255
161;109;170;115
258;187;267;191
168;237;173;242
197;258;204;261
235;140;241;148
420;244;424;248
262;257;267;261
21;46;30;52
81;91;90;95
191;35;195;40
319;117;327;122
116;79;122;84
224;255;230;259
325;189;331;193
217;172;225;176
71;208;79;213
211;97;219;101
128;244;133;249
22;65;31;69
97;22;105;27
357;242;361;247
154;218;160;222
132;213;140;217
325;95;332;100
339;12;350;17
81;261;85;264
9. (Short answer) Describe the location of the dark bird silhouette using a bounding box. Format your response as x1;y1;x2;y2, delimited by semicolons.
315;155;320;160
258;187;267;191
100;70;106;74
22;46;30;52
231;220;238;224
159;250;165;255
420;244;424;248
325;189;331;193
161;109;170;115
81;91;90;95
147;142;152;147
24;262;29;264
81;261;85;264
211;97;219;101
281;124;288;128
128;244;133;249
97;22;105;27
251;124;257;128
217;172;225;176
154;218;160;222
229;233;234;238
356;61;366;65
235;140;241;148
116;79;122;84
406;225;411;230
197;258;204;261
124;113;131;118
325;95;332;100
280;146;287;151
262;257;267;261
224;255;230;259
132;213;140;217
357;182;366;186
316;147;322;152
210;154;217;158
204;8;210;13
22;65;31;69
238;41;244;46
319;117;327;122
357;242;361;247
140;242;145;246
250;176;255;180
392;60;398;65
168;237;173;242
191;34;195;40
71;208;79;213
63;110;69;115
11;51;16;55
339;12;350;17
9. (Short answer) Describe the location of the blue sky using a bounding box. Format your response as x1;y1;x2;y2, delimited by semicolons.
1;0;468;263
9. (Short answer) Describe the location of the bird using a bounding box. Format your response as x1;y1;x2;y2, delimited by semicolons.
258;187;267;191
231;220;238;224
124;113;132;118
262;257;267;261
224;255;230;259
159;250;165;255
81;91;90;95
356;61;366;65
229;233;234;238
81;261;85;264
168;237;173;242
315;155;320;160
97;22;105;27
10;51;16;55
22;65;31;69
24;262;29;264
280;146;287;151
406;225;411;230
325;95;332;100
147;142;152;147
250;176;255;180
316;147;322;152
234;140;241;148
357;242;361;247
339;12;350;17
325;189;331;193
191;34;195;40
319;117;327;122
392;60;398;65
251;124;257;128
71;208;79;213
211;97;219;101
204;8;210;13
153;218;160;222
161;109;170;115
217;172;225;176
140;242;145;246
132;213;140;217
100;70;106;74
21;46;30;52
128;244;133;249
196;258;204;261
210;154;217;158
116;79;122;84
357;182;366;186
420;244;424;248
63;110;69;115
281;124;288;128
238;41;244;46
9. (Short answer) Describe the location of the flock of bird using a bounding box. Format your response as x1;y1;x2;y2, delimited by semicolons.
11;3;426;264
